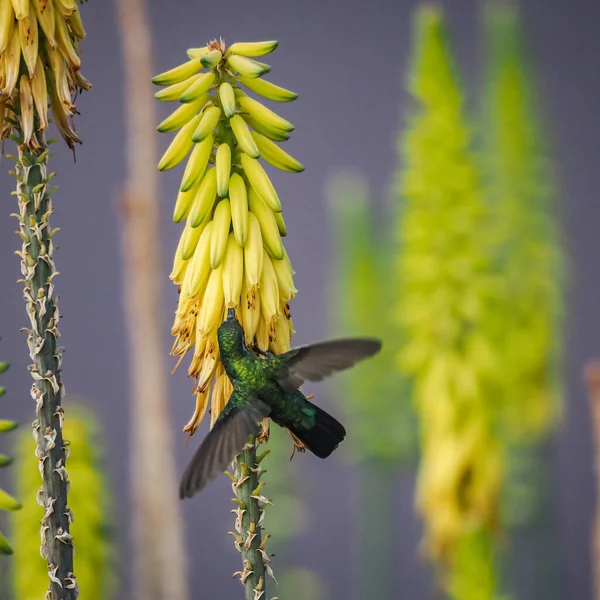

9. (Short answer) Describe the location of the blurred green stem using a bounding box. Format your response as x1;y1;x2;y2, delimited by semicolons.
356;460;396;600
501;443;566;600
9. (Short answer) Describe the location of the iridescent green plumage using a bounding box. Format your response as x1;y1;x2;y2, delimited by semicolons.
180;309;382;498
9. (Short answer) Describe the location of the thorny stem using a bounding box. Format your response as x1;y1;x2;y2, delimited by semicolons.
13;131;77;598
231;437;275;600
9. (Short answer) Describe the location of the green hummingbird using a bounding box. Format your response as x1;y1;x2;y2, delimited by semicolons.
179;308;382;499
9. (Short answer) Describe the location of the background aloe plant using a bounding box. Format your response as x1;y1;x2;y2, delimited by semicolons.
11;403;114;600
482;2;564;597
0;348;19;557
396;5;505;596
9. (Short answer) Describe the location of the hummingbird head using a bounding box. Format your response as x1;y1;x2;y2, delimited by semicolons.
218;308;245;356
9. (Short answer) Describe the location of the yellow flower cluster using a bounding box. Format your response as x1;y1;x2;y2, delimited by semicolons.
153;39;302;434
0;0;90;148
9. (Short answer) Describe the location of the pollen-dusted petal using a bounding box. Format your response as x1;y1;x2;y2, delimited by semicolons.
255;315;270;352
269;311;291;354
209;375;224;429
258;252;279;324
241;279;260;346
183;389;210;436
194;335;219;389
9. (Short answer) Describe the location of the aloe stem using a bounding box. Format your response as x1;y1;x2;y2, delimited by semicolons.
114;0;190;598
13;131;77;598
232;438;269;600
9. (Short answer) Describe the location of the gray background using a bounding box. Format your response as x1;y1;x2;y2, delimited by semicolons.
0;0;598;597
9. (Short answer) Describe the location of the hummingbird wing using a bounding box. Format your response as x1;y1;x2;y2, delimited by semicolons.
179;391;270;499
272;338;382;391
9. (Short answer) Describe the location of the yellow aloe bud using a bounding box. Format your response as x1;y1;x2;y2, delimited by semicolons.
155;75;200;101
180;133;214;192
192;105;221;142
229;172;249;246
226;40;278;58
240;154;281;212
230;115;259;158
170;234;190;285
219;81;236;117
251;131;304;173
181;217;208;260
274;210;287;237
244;212;264;289
247;187;284;260
157;95;207;132
186;221;213;298
237;75;298;102
238;94;293;132
210;199;232;268
200;48;222;69
152;58;202;86
190;167;218;227
157;114;202;171
173;180;201;223
215;143;232;196
197;267;225;335
186;46;209;59
180;72;216;103
226;53;270;78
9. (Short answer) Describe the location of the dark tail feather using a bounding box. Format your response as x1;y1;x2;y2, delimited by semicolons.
288;401;346;459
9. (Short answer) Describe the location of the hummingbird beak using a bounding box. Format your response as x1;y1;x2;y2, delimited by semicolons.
227;307;236;321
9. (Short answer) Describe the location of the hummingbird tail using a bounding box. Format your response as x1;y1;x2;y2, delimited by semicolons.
288;401;346;459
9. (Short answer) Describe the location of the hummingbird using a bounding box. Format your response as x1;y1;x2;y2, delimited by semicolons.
179;307;382;499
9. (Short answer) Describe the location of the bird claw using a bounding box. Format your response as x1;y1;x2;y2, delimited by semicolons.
256;418;270;445
288;431;306;460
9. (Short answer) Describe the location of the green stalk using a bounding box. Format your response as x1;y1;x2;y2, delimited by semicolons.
11;127;77;598
231;438;271;600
